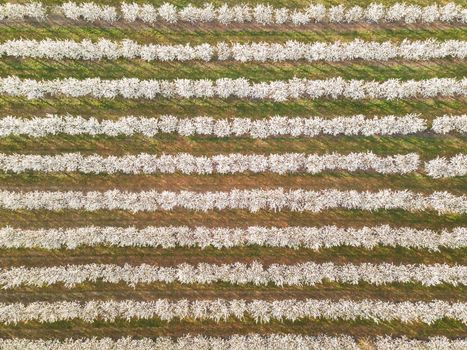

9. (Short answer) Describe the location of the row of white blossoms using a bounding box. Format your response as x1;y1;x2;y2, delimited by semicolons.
0;152;422;174
0;189;465;214
425;154;467;178
0;114;465;137
0;152;465;178
0;299;465;324
0;225;464;251
1;2;466;24
1;262;464;288
1;77;466;101
0;2;46;20
0;336;465;350
2;39;466;62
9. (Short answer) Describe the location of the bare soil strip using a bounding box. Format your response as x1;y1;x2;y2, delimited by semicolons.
0;245;464;267
0;319;464;339
0;209;463;230
0;282;464;303
0;173;464;193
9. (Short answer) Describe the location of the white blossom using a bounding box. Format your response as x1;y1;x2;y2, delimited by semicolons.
0;336;465;350
1;77;464;101
0;335;361;350
0;299;464;325
2;0;465;344
0;225;464;251
0;262;464;289
2;38;464;62
59;1;117;22
0;2;46;20
0;189;464;214
425;154;467;178
1;335;465;350
158;3;177;23
0;114;431;138
432;115;467;134
0;152;421;175
376;336;467;350
2;2;466;24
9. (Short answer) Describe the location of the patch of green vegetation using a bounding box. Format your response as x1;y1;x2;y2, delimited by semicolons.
1;58;465;81
0;97;465;118
0;134;464;158
0;171;465;194
0;26;465;43
0;209;464;230
0;318;465;339
1;245;465;265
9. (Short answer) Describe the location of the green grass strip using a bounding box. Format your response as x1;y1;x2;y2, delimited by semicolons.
0;134;464;158
0;26;465;43
0;97;465;117
0;209;464;230
1;59;465;80
0;318;464;339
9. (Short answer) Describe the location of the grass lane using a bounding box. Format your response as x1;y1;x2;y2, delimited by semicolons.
0;319;464;339
0;283;465;302
0;134;464;158
1;59;465;80
0;26;465;43
0;173;465;194
0;97;464;118
0;245;465;267
0;209;463;230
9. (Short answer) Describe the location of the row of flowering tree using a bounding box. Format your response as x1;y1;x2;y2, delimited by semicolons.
0;299;464;324
426;154;467;178
0;114;439;137
1;77;465;100
0;152;422;175
432;115;467;133
0;225;463;251
1;262;464;289
1;39;464;62
0;189;465;214
2;2;466;23
1;152;464;177
5;2;465;24
1;114;465;137
0;335;360;350
0;335;464;350
0;2;45;20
